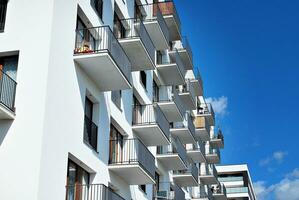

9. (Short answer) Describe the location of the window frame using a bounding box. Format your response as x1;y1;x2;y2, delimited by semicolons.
0;0;8;32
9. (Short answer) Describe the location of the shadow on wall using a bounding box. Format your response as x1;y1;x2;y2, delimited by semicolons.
0;120;13;146
74;61;110;164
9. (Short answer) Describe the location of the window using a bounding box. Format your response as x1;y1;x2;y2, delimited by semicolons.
156;51;163;64
134;1;144;19
84;97;98;151
66;160;90;200
75;17;96;53
109;124;124;164
139;184;146;194
111;90;122;110
0;0;8;32
91;0;103;20
153;81;159;102
113;12;126;39
0;55;18;81
153;172;160;197
140;71;147;89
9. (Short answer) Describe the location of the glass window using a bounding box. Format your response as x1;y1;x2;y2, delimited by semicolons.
0;55;18;81
140;71;147;89
91;0;103;20
0;0;8;32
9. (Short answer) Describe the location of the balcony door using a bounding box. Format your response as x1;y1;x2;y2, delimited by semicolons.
109;124;124;164
66;160;89;200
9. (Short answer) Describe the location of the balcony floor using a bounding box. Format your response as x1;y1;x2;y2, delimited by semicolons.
173;174;198;187
74;53;131;91
170;128;196;144
156;63;185;85
199;175;218;185
132;124;170;146
119;38;155;71
156;154;187;170
0;104;15;119
187;149;206;163
108;164;155;185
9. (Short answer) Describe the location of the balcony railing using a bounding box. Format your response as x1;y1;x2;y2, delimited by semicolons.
108;138;155;180
74;26;131;83
114;18;155;65
153;0;181;32
84;115;98;151
186;139;205;155
171;113;196;139
173;163;198;180
0;69;17;112
212;129;224;142
176;79;196;101
157;137;187;165
153;86;185;117
218;176;244;182
140;4;170;44
65;184;124;200
197;103;215;120
155;182;184;200
171;36;193;63
226;187;248;194
193;67;203;90
132;104;170;139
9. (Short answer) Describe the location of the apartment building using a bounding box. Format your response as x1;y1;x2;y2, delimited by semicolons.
216;165;257;200
0;0;230;200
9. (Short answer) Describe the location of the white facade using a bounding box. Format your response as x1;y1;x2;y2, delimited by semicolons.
216;165;257;200
0;1;248;200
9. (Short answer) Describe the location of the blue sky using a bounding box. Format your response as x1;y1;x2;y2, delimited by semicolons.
175;1;299;199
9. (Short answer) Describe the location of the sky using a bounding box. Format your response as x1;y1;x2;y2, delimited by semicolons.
175;1;299;199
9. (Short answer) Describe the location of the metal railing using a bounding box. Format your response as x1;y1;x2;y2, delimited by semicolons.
157;137;187;167
0;69;17;112
226;187;248;194
154;182;184;200
173;163;198;182
114;18;156;66
186;139;206;156
176;79;196;104
171;113;196;141
108;138;155;180
212;129;224;143
153;86;185;118
152;0;181;33
84;115;98;151
140;4;170;44
132;104;170;140
74;26;131;84
65;184;124;200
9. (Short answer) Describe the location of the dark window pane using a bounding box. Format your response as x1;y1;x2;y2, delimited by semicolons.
0;0;8;32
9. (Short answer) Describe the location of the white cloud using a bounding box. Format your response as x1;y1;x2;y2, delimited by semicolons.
259;151;288;167
254;168;299;200
205;96;228;116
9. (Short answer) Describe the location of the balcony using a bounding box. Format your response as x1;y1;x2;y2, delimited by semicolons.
211;183;227;200
196;103;215;126
114;18;156;71
74;26;131;91
156;137;187;170
193;116;210;142
199;165;218;185
0;69;17;119
65;184;124;200
189;68;203;96
170;37;193;70
132;104;170;146
156;50;185;86
108;138;155;185
170;113;196;144
206;146;221;164
140;4;170;50
226;187;250;199
173;163;199;187
176;80;196;110
210;129;224;149
150;0;181;41
155;182;185;200
186;141;206;163
153;86;185;122
192;187;213;200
